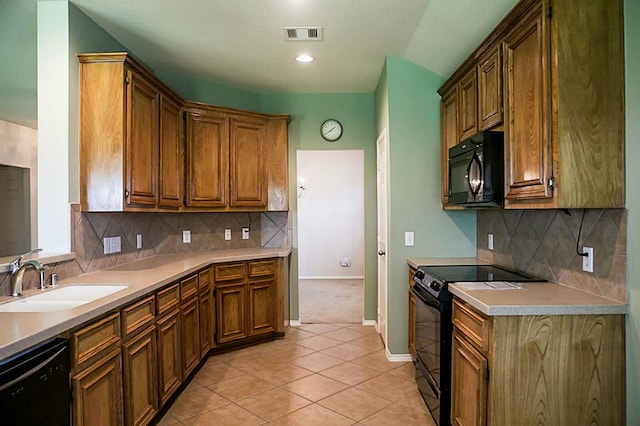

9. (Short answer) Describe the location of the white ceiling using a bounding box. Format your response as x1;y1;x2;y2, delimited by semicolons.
70;0;519;93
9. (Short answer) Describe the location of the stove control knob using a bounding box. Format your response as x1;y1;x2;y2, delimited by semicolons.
429;281;442;292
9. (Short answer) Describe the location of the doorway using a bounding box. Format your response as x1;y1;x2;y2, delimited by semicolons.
297;150;364;323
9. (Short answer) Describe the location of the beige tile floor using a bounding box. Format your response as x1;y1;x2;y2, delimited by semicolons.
158;323;435;425
298;279;364;323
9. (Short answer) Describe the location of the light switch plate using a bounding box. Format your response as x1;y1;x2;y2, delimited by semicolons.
103;237;111;255
112;236;121;253
224;229;232;241
136;234;143;249
404;232;414;247
488;233;494;250
242;228;250;240
183;230;191;244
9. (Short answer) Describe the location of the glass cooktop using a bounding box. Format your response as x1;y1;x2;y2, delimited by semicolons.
419;265;538;283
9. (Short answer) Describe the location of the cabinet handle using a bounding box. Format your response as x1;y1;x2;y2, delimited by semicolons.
125;190;129;197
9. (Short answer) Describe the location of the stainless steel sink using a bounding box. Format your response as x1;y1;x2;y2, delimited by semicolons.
0;284;129;312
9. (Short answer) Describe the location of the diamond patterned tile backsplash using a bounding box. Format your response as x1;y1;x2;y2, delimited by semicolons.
477;209;627;302
0;204;289;296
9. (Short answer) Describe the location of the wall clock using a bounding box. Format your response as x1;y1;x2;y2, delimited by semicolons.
320;119;343;142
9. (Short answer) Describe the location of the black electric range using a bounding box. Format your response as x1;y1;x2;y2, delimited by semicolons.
410;264;540;425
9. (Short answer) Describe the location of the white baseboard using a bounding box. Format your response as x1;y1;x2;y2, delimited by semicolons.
362;319;377;327
290;319;302;326
298;276;364;280
385;348;413;362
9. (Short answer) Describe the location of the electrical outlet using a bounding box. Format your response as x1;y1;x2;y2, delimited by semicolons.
224;229;232;241
103;237;111;255
183;230;191;244
111;236;121;253
136;234;143;249
404;232;414;247
488;233;494;250
582;247;594;272
242;228;250;240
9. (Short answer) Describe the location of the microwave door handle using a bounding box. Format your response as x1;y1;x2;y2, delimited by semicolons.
467;155;483;197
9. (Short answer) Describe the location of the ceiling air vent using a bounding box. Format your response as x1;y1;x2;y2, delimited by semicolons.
283;27;323;41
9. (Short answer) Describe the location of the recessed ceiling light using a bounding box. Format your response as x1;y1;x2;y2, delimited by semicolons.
295;54;314;63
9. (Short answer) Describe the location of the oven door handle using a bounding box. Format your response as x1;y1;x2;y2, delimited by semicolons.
411;287;440;309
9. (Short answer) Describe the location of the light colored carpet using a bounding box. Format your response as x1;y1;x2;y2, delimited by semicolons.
299;279;364;324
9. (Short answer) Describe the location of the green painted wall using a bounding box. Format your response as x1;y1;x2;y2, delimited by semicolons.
376;57;477;354
259;93;377;321
625;0;639;424
68;3;126;203
158;71;261;112
0;0;37;128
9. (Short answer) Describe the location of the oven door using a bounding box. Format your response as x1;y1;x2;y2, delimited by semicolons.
411;284;452;425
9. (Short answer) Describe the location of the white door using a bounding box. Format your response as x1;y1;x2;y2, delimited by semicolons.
376;129;389;345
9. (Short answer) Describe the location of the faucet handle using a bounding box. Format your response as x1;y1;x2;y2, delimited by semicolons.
10;248;43;270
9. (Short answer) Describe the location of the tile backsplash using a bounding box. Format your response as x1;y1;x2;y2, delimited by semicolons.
0;204;289;296
477;208;627;303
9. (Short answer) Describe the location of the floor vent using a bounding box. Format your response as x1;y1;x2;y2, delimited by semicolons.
283;27;323;41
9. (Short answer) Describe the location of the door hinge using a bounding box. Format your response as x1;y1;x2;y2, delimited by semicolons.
548;176;555;190
484;368;490;381
547;5;552;18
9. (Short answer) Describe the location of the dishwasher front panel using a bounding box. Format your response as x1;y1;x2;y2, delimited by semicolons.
0;337;71;425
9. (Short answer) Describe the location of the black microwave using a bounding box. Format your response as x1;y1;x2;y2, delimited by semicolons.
448;131;504;207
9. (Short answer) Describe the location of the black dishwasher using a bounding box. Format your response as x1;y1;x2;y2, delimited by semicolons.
0;337;70;425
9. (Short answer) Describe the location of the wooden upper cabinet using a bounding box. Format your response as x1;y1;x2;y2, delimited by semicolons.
79;53;184;212
126;70;159;207
458;68;478;141
185;109;229;208
230;116;268;208
159;95;184;207
477;46;503;131
503;1;552;202
440;87;458;207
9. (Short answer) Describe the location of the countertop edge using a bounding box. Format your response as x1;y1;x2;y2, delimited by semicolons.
449;284;627;316
0;248;291;359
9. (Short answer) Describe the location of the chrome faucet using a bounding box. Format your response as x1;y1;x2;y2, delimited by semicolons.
10;249;46;296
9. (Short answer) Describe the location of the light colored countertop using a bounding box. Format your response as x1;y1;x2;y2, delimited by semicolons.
0;248;291;360
407;257;626;316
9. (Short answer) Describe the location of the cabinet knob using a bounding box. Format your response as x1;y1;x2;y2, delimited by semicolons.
125;190;129;197
378;251;386;256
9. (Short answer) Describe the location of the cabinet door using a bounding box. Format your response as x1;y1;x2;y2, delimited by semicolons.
216;283;247;344
248;280;275;336
199;287;214;357
123;326;158;426
72;348;123;426
478;46;503;130
440;87;458;206
181;296;200;377
159;95;183;207
230;116;268;208
503;3;552;201
458;68;478;141
451;332;488;426
126;69;159;206
408;291;416;357
186;111;229;207
156;309;182;406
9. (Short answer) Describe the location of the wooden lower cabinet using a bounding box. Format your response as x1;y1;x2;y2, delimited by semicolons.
451;332;488;426
248;279;275;336
156;308;182;405
72;348;123;426
216;283;247;344
199;286;214;356
451;298;625;425
122;326;158;426
408;291;416;357
181;295;201;377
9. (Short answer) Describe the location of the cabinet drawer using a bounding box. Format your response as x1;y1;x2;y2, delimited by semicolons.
180;274;198;301
249;260;275;278
122;296;155;338
72;312;121;368
198;268;212;291
453;299;491;354
157;283;180;317
214;263;246;282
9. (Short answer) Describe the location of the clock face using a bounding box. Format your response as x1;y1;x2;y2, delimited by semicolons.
320;119;343;142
